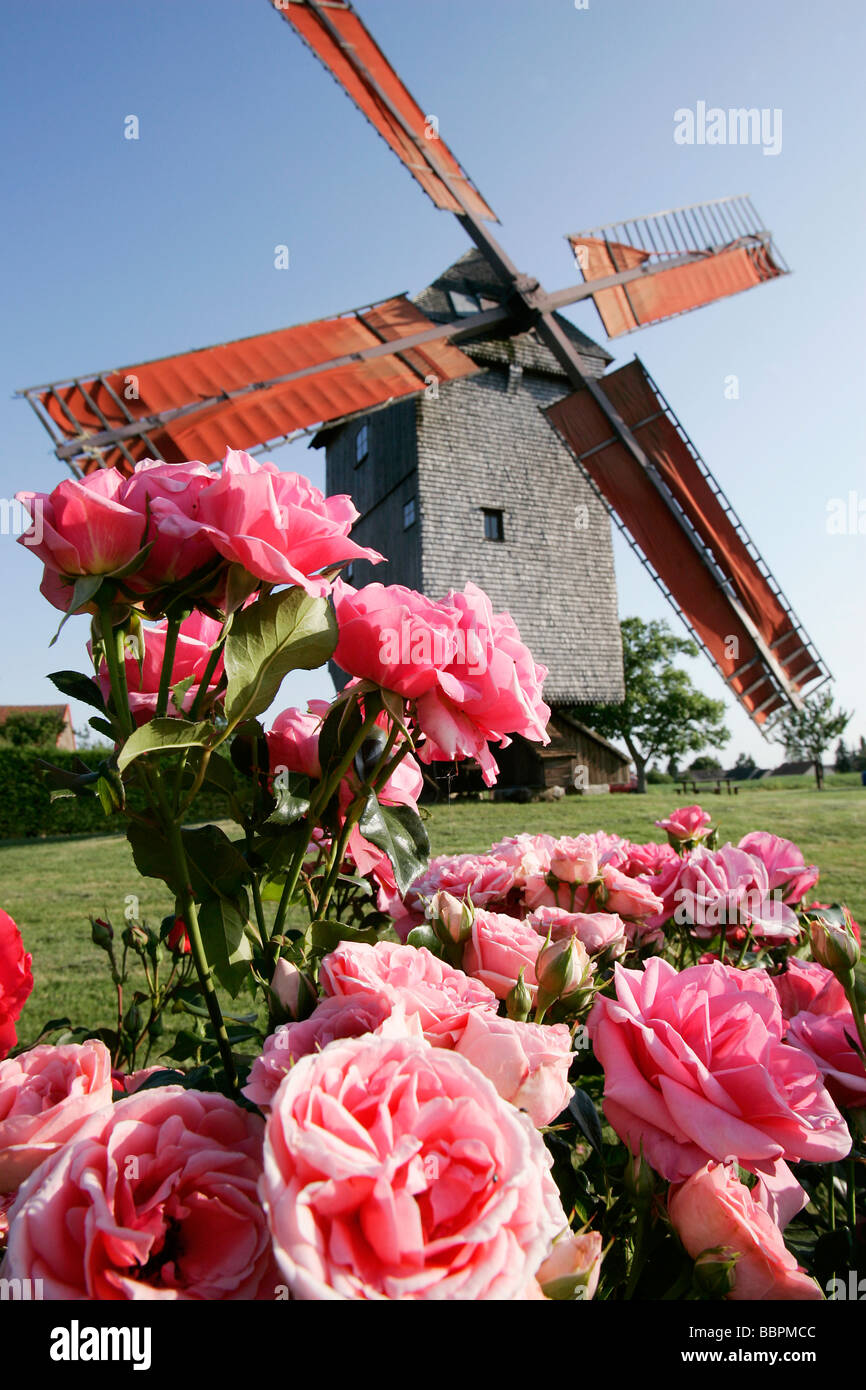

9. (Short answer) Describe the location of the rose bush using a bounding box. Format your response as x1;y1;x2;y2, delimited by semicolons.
6;442;864;1306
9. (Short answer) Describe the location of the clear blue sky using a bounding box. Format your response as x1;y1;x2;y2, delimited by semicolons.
2;0;864;767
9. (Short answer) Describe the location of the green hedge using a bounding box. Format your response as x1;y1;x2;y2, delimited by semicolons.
0;747;231;840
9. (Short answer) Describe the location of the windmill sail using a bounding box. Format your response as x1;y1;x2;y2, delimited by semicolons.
568;196;788;337
19;296;478;475
546;358;829;724
270;0;497;222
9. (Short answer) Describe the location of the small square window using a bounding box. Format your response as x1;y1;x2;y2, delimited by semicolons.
483;508;504;542
354;423;369;466
403;497;417;530
448;290;481;317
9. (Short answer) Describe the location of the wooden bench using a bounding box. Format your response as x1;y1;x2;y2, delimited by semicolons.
676;777;738;797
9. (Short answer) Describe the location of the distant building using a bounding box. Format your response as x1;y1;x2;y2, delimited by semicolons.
772;760;827;778
0;704;76;751
419;710;630;796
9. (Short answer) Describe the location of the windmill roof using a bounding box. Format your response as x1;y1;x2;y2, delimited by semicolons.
412;249;612;377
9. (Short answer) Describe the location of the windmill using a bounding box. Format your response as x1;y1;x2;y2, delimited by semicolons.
18;0;830;755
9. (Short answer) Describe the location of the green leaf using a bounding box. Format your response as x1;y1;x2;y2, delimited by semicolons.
309;918;398;953
117;718;213;772
200;751;237;797
182;825;251;900
127;822;179;894
170;674;196;715
48;670;107;713
358;795;430;896
317;696;363;782
568;1088;604;1155
223;587;337;728
89;716;117;740
266;772;311;828
95;774;121;815
198;894;253;996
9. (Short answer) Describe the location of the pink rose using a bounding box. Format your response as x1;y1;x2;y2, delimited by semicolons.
738;832;819;905
406;853;516;917
462;909;543;1001
266;702;326;781
16;470;149;609
619;840;680;879
115;459;221;592
454;1010;573;1126
667;844;801;942
334;581;550;786
489;833;556;887
413;585;550;786
772;958;833;1021
332;578;461;699
528;905;628;959
775;965;866;1110
655;804;714;847
93;610;225;725
194;449;382;595
0;909;33;1061
3;1086;276;1299
588;957;851;1206
320;940;498;1046
0;1041;113;1194
548;835;601;884
243;992;403;1110
261;1034;567;1299
596;865;665;919
669;1161;823;1300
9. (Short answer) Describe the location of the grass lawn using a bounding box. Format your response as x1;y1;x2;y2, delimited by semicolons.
1;779;863;1049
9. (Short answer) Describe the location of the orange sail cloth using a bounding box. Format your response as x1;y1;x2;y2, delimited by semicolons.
546;360;824;722
568;235;785;338
272;0;496;222
38;297;478;474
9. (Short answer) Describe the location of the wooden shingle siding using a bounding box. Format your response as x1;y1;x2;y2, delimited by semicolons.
415;363;623;704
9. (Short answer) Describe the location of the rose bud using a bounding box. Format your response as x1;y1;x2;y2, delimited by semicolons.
623;1149;657;1209
536;1230;604;1301
506;966;533;1023
122;921;149;952
692;1246;739;1299
428;890;475;946
90;917;113;950
535;936;594;1019
809;913;860;985
271;958;315;1022
166;917;191;956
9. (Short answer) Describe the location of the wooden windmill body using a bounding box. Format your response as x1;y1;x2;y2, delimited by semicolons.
19;1;831;779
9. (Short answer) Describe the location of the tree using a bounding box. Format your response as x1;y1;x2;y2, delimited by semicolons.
571;617;730;794
0;710;64;747
735;751;756;770
835;739;852;773
771;687;851;790
688;754;723;773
